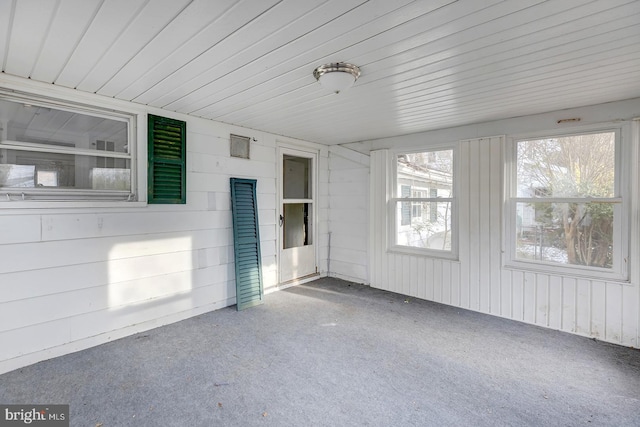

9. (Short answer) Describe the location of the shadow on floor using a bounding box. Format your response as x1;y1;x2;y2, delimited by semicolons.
1;277;639;426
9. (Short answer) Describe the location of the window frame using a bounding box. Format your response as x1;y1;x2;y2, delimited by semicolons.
389;145;458;259
0;90;138;204
504;125;630;281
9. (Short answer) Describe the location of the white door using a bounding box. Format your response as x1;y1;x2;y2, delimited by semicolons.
279;148;317;283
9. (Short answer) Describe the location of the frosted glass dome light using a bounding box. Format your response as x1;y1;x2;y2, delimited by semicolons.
313;63;361;94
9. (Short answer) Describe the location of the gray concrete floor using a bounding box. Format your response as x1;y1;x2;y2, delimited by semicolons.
1;277;640;426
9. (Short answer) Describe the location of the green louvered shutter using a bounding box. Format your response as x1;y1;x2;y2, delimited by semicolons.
230;178;264;310
148;114;186;204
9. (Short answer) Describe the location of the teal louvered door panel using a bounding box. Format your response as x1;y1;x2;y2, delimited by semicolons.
230;178;264;310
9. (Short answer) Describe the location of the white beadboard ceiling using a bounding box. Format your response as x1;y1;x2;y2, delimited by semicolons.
1;0;640;145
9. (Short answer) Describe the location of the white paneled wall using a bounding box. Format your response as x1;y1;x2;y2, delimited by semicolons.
0;79;324;374
370;133;639;347
327;147;370;283
315;149;330;281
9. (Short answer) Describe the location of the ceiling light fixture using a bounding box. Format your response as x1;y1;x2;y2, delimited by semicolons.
313;62;361;94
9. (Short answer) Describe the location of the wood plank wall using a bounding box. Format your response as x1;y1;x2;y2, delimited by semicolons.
0;110;326;374
327;149;370;283
370;138;639;347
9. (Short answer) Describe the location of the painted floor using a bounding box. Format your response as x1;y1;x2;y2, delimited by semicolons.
1;277;639;426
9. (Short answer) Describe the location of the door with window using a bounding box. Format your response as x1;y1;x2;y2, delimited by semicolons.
279;148;317;283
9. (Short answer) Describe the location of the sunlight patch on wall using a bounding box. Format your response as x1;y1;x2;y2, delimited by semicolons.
108;237;194;309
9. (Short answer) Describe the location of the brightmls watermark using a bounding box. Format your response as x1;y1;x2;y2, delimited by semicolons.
0;405;68;426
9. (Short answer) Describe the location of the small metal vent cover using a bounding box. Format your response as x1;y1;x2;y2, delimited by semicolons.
230;134;250;159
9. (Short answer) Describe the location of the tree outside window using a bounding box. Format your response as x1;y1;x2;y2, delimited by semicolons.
514;132;618;269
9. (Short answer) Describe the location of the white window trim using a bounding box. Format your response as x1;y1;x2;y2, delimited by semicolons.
388;145;458;260
0;89;143;207
503;124;630;282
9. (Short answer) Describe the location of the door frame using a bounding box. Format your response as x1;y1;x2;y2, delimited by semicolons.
277;143;319;285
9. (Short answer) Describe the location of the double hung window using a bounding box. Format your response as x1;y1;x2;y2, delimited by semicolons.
507;130;627;279
391;148;455;256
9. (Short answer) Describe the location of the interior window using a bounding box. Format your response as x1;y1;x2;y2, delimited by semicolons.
0;96;134;201
508;130;626;278
392;149;455;254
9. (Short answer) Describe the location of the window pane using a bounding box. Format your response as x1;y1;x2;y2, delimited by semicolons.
283;203;312;249
283;155;311;199
396;201;452;250
0;99;128;153
516;132;615;198
0;149;131;191
515;202;614;269
397;150;453;197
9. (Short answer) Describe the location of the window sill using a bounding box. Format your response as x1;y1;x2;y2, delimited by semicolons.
0;200;148;212
503;260;630;284
388;245;459;262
